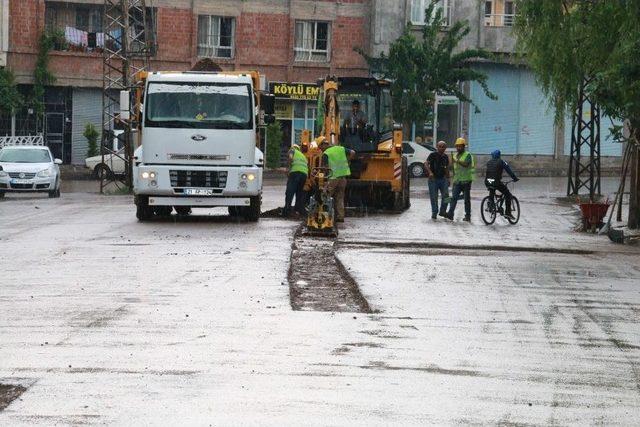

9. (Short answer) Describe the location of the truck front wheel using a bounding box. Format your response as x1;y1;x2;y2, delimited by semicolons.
135;195;154;221
243;195;261;222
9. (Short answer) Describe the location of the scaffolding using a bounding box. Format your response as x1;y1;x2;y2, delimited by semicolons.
567;77;601;199
100;0;154;193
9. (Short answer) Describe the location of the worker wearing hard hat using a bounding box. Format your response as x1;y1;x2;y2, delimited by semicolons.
444;137;475;222
282;144;308;217
322;142;356;222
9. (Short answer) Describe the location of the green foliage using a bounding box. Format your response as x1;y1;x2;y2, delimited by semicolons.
31;29;66;116
357;0;496;126
266;122;283;169
84;123;100;157
514;0;640;132
0;68;23;115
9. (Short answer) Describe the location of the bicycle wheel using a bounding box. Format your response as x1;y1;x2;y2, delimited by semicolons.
481;196;497;225
507;196;520;224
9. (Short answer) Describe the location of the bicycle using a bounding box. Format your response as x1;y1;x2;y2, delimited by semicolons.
481;180;520;225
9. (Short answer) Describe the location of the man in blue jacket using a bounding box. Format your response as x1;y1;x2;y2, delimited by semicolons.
485;150;519;220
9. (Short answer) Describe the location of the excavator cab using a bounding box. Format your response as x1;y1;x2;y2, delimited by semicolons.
302;76;409;227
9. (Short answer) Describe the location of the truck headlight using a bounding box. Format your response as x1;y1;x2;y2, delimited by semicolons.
141;171;156;179
247;173;256;181
37;167;53;177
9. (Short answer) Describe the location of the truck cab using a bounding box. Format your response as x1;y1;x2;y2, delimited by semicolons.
133;71;271;221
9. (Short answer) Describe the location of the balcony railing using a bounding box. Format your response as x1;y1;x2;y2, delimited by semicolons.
484;13;515;27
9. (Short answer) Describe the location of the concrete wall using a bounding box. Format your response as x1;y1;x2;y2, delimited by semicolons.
0;0;8;66
370;0;516;56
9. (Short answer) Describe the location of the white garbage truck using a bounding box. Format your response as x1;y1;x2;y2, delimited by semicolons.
128;71;274;221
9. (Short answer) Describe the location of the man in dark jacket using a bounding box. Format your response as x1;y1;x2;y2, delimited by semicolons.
485;150;519;219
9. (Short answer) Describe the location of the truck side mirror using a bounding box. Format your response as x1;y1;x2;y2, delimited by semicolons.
119;90;131;120
260;93;275;115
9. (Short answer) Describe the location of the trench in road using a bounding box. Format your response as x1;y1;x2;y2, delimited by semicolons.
288;226;372;313
0;384;27;412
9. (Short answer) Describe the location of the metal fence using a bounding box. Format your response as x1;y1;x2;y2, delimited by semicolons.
0;135;45;148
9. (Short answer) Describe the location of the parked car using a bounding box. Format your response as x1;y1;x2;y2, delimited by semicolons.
402;141;435;178
85;130;126;179
0;145;62;198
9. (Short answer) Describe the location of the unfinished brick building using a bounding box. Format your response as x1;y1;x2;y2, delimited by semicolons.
1;0;371;164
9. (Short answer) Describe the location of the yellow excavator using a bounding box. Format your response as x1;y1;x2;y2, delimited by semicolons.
301;76;410;235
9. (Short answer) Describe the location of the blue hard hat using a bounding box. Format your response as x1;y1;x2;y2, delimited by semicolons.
491;150;501;159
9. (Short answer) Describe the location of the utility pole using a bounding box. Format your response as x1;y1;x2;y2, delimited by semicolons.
567;77;601;200
100;0;154;193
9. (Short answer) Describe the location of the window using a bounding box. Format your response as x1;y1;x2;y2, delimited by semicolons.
402;143;415;154
294;21;330;62
504;1;515;26
75;6;103;33
485;0;515;27
411;0;453;27
198;16;235;58
379;87;394;134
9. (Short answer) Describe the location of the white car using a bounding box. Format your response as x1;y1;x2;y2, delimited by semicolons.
402;141;435;178
0;145;62;198
85;148;127;179
85;130;126;179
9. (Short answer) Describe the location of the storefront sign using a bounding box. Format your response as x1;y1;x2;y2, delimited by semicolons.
270;82;320;101
274;101;293;120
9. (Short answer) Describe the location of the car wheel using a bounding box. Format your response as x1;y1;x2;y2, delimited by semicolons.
409;162;425;178
93;164;114;180
48;182;60;198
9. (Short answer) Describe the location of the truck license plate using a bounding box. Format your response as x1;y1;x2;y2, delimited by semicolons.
184;188;213;196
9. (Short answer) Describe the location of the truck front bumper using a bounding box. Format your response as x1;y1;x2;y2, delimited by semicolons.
148;196;251;207
134;164;262;199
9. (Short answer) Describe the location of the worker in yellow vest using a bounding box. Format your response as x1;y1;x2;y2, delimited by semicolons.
321;141;356;222
445;137;475;222
283;144;308;217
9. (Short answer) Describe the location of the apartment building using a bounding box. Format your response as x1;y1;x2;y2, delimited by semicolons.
371;0;622;173
2;0;370;164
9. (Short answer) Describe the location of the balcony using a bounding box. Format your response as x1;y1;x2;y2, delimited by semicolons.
482;14;517;54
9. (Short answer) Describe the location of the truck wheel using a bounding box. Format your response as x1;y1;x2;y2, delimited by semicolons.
244;195;261;222
135;195;153;221
175;206;191;216
0;191;5;199
228;206;242;217
154;206;172;217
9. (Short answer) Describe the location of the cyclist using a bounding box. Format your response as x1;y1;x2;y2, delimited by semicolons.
485;150;519;220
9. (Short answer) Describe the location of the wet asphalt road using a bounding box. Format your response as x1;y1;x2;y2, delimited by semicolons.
0;177;639;425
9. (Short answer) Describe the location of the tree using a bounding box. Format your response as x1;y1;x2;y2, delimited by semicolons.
0;68;23;116
84;123;100;157
358;0;496;128
266;122;283;169
514;0;640;228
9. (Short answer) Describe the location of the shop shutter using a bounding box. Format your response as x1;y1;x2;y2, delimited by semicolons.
517;69;555;155
72;88;102;165
469;64;519;154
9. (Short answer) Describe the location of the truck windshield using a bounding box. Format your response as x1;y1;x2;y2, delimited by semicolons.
145;82;253;129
